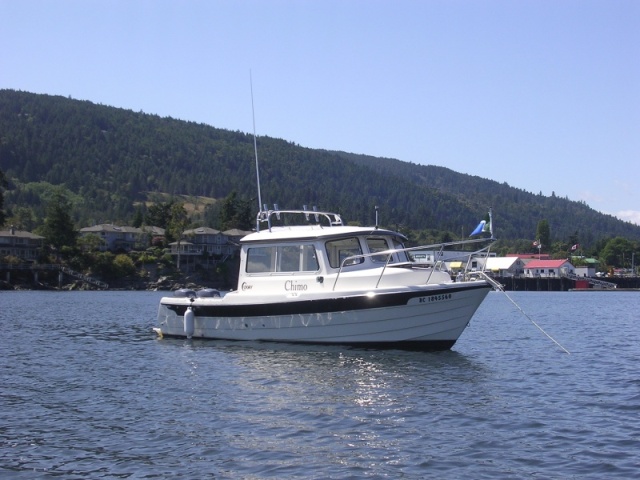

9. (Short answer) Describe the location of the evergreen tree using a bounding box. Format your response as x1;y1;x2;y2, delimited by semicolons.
219;191;253;230
132;206;144;228
0;168;6;227
536;219;551;252
40;189;77;250
219;192;239;231
145;202;173;229
167;203;189;269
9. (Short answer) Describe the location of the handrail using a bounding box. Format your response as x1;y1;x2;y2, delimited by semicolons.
0;263;62;270
331;237;496;291
60;266;109;289
256;208;343;232
0;263;108;289
562;271;616;289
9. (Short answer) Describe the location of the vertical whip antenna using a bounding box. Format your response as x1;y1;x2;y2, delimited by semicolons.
489;207;494;239
250;70;263;215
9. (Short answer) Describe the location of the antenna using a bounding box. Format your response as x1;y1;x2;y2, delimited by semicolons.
488;207;494;239
250;70;263;214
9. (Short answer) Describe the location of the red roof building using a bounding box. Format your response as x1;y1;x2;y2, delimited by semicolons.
524;259;575;277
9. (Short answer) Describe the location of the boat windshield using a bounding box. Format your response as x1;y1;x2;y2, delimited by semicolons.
325;237;364;268
365;236;410;263
246;245;319;273
366;237;394;263
392;238;409;262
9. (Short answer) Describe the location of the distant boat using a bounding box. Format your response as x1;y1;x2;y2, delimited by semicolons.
155;208;494;350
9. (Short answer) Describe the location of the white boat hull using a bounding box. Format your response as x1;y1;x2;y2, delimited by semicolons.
156;281;491;350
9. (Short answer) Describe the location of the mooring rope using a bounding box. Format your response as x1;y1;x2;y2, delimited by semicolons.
478;272;571;355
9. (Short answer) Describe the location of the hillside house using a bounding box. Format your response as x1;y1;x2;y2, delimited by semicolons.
170;227;251;257
223;228;251;249
79;224;165;252
179;227;232;256
0;227;44;262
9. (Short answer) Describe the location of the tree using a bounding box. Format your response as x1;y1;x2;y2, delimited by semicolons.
567;230;580;249
535;219;551;252
0;168;6;227
6;206;37;231
78;233;105;252
219;191;239;231
113;254;136;277
39;189;77;251
219;191;253;231
600;237;635;268
132;206;144;228
145;202;173;229
167;203;189;270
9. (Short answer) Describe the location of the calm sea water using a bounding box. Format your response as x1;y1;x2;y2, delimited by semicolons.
1;290;639;479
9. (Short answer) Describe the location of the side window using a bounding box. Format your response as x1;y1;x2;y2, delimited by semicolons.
279;245;301;272
325;237;363;268
392;238;409;262
246;245;319;273
300;245;320;271
247;247;275;273
279;245;319;272
366;237;391;263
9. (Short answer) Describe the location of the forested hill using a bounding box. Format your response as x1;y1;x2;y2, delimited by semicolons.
1;89;639;245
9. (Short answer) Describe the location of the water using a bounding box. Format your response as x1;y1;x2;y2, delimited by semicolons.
1;290;639;479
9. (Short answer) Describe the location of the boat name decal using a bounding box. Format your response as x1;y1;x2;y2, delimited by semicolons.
241;282;253;291
285;280;308;292
418;293;452;303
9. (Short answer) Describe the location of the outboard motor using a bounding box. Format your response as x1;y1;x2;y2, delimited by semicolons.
173;288;196;298
197;288;220;298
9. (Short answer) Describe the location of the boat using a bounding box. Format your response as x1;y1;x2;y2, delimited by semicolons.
155;207;495;350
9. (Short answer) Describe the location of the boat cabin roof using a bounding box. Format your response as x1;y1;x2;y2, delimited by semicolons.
241;225;405;244
241;208;407;245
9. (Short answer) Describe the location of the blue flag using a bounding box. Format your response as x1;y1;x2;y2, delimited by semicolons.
470;220;486;236
469;220;491;237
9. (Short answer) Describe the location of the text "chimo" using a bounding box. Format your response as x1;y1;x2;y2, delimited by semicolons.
285;280;308;292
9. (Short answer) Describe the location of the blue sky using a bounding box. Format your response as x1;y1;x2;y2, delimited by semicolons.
2;0;639;225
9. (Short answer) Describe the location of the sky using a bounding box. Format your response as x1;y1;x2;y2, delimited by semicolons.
1;0;639;225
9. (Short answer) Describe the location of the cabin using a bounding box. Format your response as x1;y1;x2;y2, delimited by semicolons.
79;224;165;252
524;259;575;278
0;226;44;262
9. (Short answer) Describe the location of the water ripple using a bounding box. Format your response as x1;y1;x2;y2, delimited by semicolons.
1;291;639;478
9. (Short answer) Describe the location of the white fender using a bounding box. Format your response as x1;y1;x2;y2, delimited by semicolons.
183;307;195;338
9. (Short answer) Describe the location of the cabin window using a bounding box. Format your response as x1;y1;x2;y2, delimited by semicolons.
366;237;392;263
325;237;364;268
392;239;409;262
246;245;319;273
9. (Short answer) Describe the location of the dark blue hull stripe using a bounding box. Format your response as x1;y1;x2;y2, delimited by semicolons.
163;283;490;318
